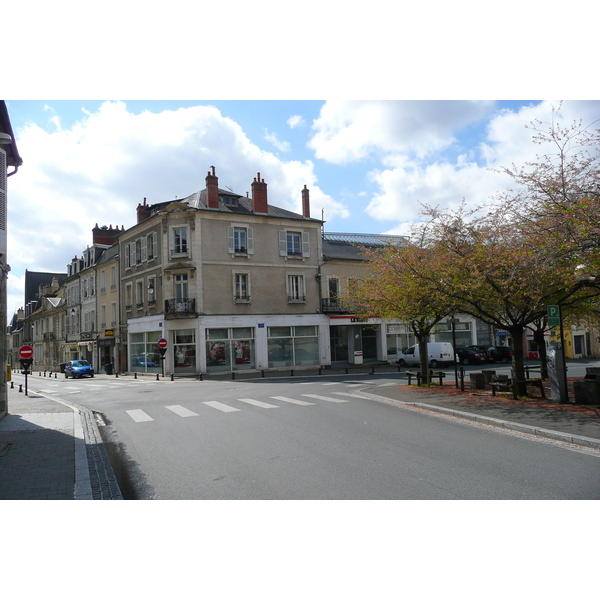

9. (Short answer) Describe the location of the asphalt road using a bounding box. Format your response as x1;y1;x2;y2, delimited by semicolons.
17;369;600;500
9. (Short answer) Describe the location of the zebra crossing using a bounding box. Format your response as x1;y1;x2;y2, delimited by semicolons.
123;390;376;423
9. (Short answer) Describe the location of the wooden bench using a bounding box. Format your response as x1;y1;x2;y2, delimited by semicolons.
429;370;446;386
491;377;545;399
405;371;421;386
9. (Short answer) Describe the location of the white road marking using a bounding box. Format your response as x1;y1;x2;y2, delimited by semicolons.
237;398;279;409
203;401;240;413
333;392;368;398
321;382;341;386
270;396;315;406
165;405;199;418
126;409;154;422
301;394;349;403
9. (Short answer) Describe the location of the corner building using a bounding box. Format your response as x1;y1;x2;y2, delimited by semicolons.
120;167;329;375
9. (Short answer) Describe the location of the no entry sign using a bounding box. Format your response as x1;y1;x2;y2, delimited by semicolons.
158;338;167;349
19;345;34;360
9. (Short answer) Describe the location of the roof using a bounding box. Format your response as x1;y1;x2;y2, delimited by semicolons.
0;101;23;169
153;187;322;223
95;243;119;265
24;271;66;306
322;232;406;261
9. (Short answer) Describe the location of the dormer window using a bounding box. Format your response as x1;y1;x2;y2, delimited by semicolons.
223;196;238;207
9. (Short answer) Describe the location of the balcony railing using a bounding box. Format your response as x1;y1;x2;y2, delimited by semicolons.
165;298;196;317
321;297;360;314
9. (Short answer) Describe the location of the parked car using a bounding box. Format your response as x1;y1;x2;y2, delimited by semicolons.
488;346;512;363
64;359;94;378
467;345;494;362
131;356;157;367
456;348;482;365
396;342;455;367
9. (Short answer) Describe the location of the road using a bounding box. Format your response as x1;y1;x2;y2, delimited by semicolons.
13;367;600;499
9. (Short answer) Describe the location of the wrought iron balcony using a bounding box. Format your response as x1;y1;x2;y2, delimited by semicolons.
165;298;196;318
321;297;359;314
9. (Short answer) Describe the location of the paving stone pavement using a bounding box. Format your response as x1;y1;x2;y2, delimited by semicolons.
0;379;122;500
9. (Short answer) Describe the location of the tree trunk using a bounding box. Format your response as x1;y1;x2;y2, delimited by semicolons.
417;335;429;385
532;327;549;379
509;326;527;396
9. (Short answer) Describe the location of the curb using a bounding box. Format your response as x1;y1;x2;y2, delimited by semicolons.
29;392;123;500
363;392;600;451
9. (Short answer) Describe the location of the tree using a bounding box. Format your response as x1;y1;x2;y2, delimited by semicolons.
351;238;454;384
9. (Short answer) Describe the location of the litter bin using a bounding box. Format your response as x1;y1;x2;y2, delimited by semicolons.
105;363;113;375
574;369;600;405
59;363;67;373
7;365;11;382
469;372;486;390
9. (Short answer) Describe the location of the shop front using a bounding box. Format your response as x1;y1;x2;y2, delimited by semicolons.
329;316;382;365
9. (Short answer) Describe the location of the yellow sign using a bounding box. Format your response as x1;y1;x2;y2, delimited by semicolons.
104;330;114;336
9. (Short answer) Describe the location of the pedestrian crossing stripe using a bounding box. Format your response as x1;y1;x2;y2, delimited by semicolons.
203;401;240;413
165;405;198;417
333;392;368;398
270;396;315;406
301;394;349;403
237;398;279;408
126;409;154;422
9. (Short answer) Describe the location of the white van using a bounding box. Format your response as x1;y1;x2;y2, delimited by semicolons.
396;342;455;367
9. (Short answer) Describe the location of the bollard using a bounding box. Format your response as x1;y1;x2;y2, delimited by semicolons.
115;372;118;378
156;373;160;381
44;371;46;377
371;366;375;375
39;372;42;376
171;373;174;381
345;368;349;375
232;372;235;380
134;372;137;379
199;373;203;381
261;370;265;378
54;372;57;378
19;384;22;393
319;367;322;376
10;381;14;389
291;369;294;377
460;367;465;392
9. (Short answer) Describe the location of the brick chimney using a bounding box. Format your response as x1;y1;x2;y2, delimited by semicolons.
251;172;268;214
206;166;219;209
92;223;122;245
137;198;151;223
302;185;310;218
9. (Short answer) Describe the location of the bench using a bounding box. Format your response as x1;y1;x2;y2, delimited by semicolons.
405;371;421;386
491;377;545;399
429;370;446;386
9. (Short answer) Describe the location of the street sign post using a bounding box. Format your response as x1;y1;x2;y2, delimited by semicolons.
18;345;34;396
546;305;569;403
158;338;167;377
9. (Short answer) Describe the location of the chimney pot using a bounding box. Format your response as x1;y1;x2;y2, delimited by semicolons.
251;172;268;214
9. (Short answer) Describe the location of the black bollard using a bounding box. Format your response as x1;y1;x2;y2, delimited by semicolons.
10;381;14;389
19;384;22;393
262;370;265;377
156;373;160;381
134;372;137;379
171;373;174;381
115;372;118;378
291;369;294;376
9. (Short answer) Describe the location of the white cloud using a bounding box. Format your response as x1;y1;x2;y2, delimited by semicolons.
263;129;291;152
6;101;346;312
287;115;306;129
308;100;495;164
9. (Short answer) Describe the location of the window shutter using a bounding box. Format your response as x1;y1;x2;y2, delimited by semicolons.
279;230;287;256
152;232;157;258
0;149;6;258
125;244;130;268
141;236;147;262
302;232;310;257
227;226;235;253
130;241;136;265
247;228;254;254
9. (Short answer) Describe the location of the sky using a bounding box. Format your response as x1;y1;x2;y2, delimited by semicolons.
5;99;600;316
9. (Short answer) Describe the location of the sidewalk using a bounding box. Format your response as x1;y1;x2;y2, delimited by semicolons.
362;381;600;450
0;375;122;500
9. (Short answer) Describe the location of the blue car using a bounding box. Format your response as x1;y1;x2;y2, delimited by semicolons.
64;359;95;378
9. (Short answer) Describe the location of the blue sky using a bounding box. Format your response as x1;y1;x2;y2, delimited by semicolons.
4;99;600;316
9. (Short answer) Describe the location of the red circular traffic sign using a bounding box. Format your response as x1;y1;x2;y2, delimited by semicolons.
157;338;167;349
19;345;34;359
